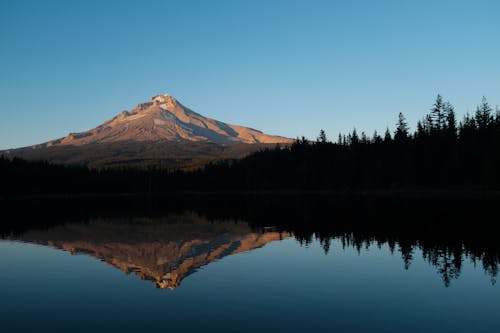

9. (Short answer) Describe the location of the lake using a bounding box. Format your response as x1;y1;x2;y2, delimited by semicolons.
1;193;499;332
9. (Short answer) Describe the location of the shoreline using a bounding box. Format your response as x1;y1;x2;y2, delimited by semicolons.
2;187;500;201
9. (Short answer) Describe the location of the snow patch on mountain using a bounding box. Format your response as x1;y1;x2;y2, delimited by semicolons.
38;93;293;146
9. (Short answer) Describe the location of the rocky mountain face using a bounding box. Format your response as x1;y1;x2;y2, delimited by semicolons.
16;214;291;290
2;94;292;168
45;94;292;146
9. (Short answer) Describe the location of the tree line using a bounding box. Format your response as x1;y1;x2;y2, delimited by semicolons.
169;94;500;190
1;95;499;195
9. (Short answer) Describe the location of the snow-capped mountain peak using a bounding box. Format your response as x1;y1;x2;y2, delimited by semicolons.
44;94;292;146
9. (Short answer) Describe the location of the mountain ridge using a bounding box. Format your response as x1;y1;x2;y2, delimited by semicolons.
40;94;292;147
2;94;293;168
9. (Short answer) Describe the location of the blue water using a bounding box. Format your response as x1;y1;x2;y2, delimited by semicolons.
1;234;499;333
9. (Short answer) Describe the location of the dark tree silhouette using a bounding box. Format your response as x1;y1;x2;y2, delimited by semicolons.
444;102;457;139
384;127;392;143
1;192;499;287
317;129;327;143
475;96;493;130
1;94;499;195
431;94;445;131
394;112;409;143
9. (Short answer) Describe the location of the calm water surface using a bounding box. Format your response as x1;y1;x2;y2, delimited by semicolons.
1;211;499;333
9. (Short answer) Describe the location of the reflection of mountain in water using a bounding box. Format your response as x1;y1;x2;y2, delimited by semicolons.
18;213;291;289
4;193;500;287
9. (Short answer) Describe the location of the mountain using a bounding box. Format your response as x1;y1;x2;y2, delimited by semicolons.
45;94;291;146
2;94;292;168
16;214;291;290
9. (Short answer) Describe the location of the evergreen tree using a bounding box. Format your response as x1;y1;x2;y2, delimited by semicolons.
361;131;368;144
494;106;500;129
372;130;382;144
415;120;425;140
444;102;457;138
459;113;476;138
475;96;493;130
384;127;392;143
394;112;409;143
424;114;433;134
351;128;359;145
317;129;327;143
431;94;445;131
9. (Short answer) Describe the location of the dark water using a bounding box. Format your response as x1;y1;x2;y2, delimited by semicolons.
0;193;499;332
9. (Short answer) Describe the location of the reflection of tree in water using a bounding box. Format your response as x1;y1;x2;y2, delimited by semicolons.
422;247;462;287
3;193;499;288
257;195;500;288
480;255;498;285
296;232;498;287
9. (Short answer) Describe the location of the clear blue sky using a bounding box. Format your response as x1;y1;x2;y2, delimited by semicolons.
1;0;499;149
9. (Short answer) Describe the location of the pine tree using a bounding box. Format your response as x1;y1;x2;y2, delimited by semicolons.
384;127;392;143
475;96;493;130
361;131;368;144
424;114;433;134
415;120;425;140
431;94;445;131
351;128;359;145
317;129;327;143
372;130;382;144
394;112;409;143
495;106;500;128
444;102;457;138
459;113;476;138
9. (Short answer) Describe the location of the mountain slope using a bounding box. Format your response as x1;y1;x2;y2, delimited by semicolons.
3;141;276;169
2;94;293;168
45;94;292;146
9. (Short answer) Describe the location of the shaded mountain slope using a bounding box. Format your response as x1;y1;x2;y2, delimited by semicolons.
2;94;292;168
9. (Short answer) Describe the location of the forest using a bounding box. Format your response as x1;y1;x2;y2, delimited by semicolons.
1;95;499;196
